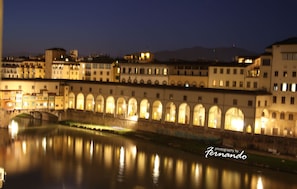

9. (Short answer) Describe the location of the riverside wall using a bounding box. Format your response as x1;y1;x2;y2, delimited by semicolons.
60;110;297;157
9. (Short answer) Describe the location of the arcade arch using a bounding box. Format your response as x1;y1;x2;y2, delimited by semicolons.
225;107;244;131
95;95;104;113
165;102;176;122
178;103;190;124
208;106;221;128
76;93;84;110
116;97;127;116
152;100;162;120
139;99;150;119
106;96;115;114
193;104;205;126
128;98;137;116
85;94;94;111
68;92;75;109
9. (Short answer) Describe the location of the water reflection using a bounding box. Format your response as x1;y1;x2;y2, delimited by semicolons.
0;127;296;189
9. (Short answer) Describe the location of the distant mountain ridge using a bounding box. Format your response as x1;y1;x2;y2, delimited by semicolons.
153;46;258;62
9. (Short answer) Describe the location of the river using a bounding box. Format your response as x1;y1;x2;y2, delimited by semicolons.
0;120;297;189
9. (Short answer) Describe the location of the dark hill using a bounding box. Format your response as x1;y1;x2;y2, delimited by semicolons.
154;46;258;62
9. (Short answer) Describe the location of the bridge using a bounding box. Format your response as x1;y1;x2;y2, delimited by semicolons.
0;109;60;128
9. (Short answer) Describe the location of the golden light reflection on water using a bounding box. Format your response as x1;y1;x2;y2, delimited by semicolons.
0;131;296;189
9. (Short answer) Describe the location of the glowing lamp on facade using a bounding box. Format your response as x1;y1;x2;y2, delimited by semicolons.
261;117;268;128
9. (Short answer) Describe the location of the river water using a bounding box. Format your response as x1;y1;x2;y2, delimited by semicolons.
0;121;297;189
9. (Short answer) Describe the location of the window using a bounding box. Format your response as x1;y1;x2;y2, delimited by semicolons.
280;112;285;120
169;94;173;100
132;91;135;97
257;101;261;107
262;59;271;66
110;89;113;94
240;69;244;75
289;114;294;120
233;99;237;105
219;80;223;86
226;81;230;87
220;68;224;74
273;83;278;91
198;96;202;102
291;83;296;92
239;81;243;88
293;71;296;77
263;72;268;78
253;82;258;88
232;81;236;87
272;112;276;118
183;95;187;101
226;69;230;74
281;96;286;104
273;96;277;103
247;81;251;88
89;88;92;92
214;98;218;104
274;71;278;77
213;68;217;74
156;93;160;98
248;100;253;106
233;69;237;74
281;83;288;91
283;71;288;77
290;97;295;104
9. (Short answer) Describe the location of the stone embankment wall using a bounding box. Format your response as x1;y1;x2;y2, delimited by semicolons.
60;110;297;157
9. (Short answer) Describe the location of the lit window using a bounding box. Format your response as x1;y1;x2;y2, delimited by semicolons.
291;83;296;92
282;83;288;91
219;80;223;86
212;80;216;86
273;83;278;91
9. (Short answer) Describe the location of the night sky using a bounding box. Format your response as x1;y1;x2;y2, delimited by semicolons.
3;0;297;57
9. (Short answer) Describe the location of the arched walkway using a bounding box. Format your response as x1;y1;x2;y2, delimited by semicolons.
165;102;176;122
193;104;205;126
106;96;115;114
225;107;244;132
178;103;190;124
76;93;84;110
208;106;221;128
152;100;162;120
139;99;150;119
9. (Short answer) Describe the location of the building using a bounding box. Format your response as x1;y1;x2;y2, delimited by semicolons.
1;37;297;137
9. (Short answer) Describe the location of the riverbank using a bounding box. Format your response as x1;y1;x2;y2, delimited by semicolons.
58;121;297;175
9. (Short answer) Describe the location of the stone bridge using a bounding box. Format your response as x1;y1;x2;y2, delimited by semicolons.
0;109;60;128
